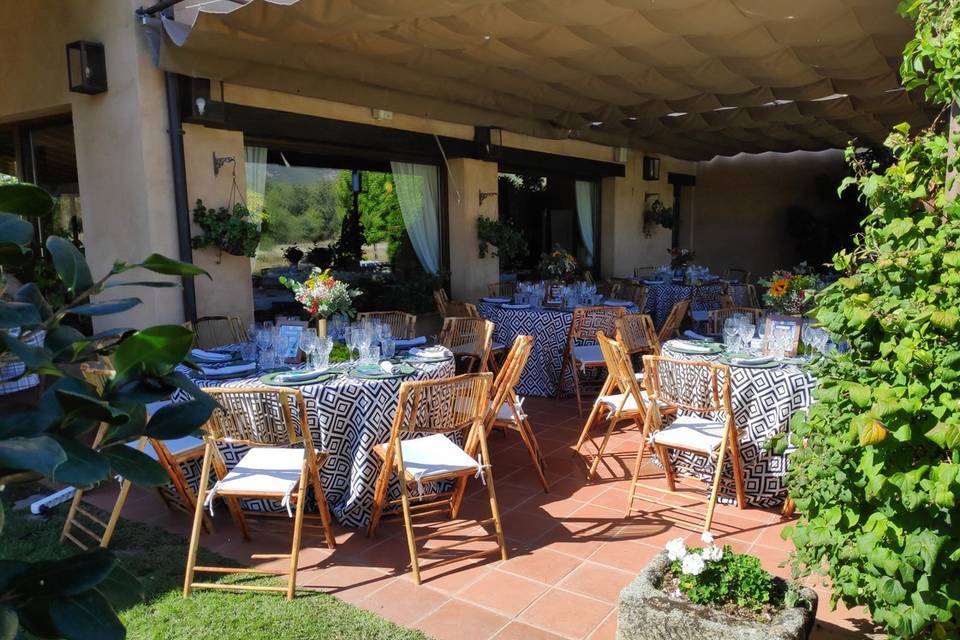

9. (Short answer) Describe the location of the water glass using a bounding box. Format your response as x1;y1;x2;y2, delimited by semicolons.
312;336;333;370
738;323;756;353
259;345;276;370
723;318;740;351
380;336;396;360
360;343;380;364
240;340;257;361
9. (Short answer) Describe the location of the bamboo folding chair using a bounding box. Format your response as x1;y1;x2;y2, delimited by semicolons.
439;317;494;373
657;299;690;344
357;310;417;339
479;335;549;492
574;334;672;479
626;356;746;533
487;281;517;298
617;313;660;361
728;283;761;309
183;387;336;600
619;283;649;312
634;266;657;279
443;301;480;318
726;267;752;284
556;306;624;415
230;317;249;342
62;364;211;550
368;373;506;584
598;280;622;298
194;316;243;349
708;307;762;334
718;289;735;309
433;288;449;316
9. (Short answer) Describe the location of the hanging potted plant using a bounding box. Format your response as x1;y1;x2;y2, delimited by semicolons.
618;534;817;640
643;198;675;238
190;199;261;263
477;215;528;280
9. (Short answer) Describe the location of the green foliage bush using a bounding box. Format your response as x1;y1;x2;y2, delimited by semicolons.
191;200;261;258
477;215;528;271
669;545;776;612
785;2;960;637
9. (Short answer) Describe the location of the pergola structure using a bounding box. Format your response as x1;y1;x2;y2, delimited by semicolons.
150;0;936;159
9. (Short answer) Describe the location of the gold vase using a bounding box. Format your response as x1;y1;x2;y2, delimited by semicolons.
316;317;327;337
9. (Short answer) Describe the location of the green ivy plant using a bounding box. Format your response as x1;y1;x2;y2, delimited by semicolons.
784;2;960;638
0;183;216;640
477;215;528;271
190;199;261;259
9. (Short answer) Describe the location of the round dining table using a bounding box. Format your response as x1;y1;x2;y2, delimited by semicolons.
659;342;816;507
639;281;726;327
477;300;637;397
174;355;454;528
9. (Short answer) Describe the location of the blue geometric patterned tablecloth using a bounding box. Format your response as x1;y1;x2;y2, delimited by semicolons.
643;283;725;328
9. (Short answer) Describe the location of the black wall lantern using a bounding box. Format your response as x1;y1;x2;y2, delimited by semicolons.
66;41;107;94
475;126;503;160
642;156;661;181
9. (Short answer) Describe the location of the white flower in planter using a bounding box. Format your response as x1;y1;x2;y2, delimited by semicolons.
700;531;715;545
681;553;706;576
702;545;724;562
665;537;687;561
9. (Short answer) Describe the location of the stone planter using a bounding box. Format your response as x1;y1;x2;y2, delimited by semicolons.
617;552;818;640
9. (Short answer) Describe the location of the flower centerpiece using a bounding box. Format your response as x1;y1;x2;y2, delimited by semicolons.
616;533;817;639
280;268;359;336
538;246;578;282
668;247;695;270
759;263;820;315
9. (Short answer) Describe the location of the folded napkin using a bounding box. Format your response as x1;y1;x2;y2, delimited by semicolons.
502;303;530;309
395;336;427;348
191;348;232;363
380;361;395;374
683;330;711;341
275;369;324;383
409;346;453;359
642;279;660;285
731;355;773;366
200;361;256;377
481;296;511;303
603;299;632;307
671;340;714;354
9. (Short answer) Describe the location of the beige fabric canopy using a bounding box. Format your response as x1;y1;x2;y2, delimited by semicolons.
155;0;935;160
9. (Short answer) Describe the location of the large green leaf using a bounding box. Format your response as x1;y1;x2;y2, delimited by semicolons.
46;236;93;292
16;550;116;598
0;436;65;477
0;242;31;265
55;389;128;425
146;400;214;440
0;212;34;246
50;436;110;486
94;563;144;611
0;301;41;328
68;298;141;317
49;590;124;640
14;283;52;320
101;445;168;485
138;253;210;279
0;183;55;217
112;325;194;381
0;331;57;375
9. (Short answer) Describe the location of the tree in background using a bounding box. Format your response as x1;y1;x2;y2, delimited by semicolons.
261;178;342;250
335;171;406;260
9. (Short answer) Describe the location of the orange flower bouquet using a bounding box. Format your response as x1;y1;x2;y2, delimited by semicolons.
759;264;819;314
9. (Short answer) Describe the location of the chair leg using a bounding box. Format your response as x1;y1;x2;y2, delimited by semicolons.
399;480;421;584
483;465;508;561
367;461;391;538
287;465;309;600
555;356;569;400
704;435;731;533
450;475;469;519
729;441;748;511
183;443;214;598
570;362;584;416
657;444;677;492
574;375;614;453
60;489;86;545
100;478;134;548
515;416;549;492
587;414;622;479
308;457;337;549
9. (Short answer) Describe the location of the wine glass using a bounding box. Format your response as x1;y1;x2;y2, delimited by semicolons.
380;336;396;360
723;318;740;351
345;326;359;362
299;329;317;366
738;323;756;353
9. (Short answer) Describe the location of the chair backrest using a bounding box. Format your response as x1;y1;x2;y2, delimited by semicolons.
230;317;249;343
433;289;449;316
391;373;493;437
194;316;242;349
708;307;762;334
201;387;312;450
616;313;660;356
488;335;533;419
357;311;417;339
634;266;656;279
718;291;735;309
598;280;621;298
568;306;623;344
726;268;752;284
619;283;648;311
444;301;479;318
439;317;494;365
487;281;517;298
597;333;646;413
657;299;690;344
642;356;731;418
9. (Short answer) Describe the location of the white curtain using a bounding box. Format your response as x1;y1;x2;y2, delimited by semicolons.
244;146;267;214
390;161;440;274
574;180;597;267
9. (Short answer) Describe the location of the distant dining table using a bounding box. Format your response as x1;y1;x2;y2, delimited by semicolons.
660;341;816;507
477;298;638;397
173;352;455;528
636;280;727;327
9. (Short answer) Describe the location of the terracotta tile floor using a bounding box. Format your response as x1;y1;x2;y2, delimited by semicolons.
90;397;877;639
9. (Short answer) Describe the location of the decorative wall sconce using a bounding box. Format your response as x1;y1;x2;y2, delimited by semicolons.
475;126;503;159
479;190;498;206
66;41;107;94
212;152;235;176
642;156;661;181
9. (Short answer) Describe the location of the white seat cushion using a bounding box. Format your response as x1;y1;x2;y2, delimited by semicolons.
495;401;526;422
397;433;480;483
573;344;605;365
651;415;725;452
215;447;305;496
597;389;665;412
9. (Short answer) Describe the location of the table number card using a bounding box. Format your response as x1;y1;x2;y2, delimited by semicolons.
277;320;308;363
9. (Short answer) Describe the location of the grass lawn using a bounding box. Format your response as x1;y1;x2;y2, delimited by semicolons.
1;483;429;640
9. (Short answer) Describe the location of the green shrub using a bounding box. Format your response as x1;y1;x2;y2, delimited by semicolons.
784;3;960;637
191;199;261;258
665;538;776;612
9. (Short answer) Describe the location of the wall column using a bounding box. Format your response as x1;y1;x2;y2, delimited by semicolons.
446;157;499;301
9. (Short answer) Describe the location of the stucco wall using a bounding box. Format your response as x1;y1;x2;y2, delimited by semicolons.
447;158;499;301
691;150;848;279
